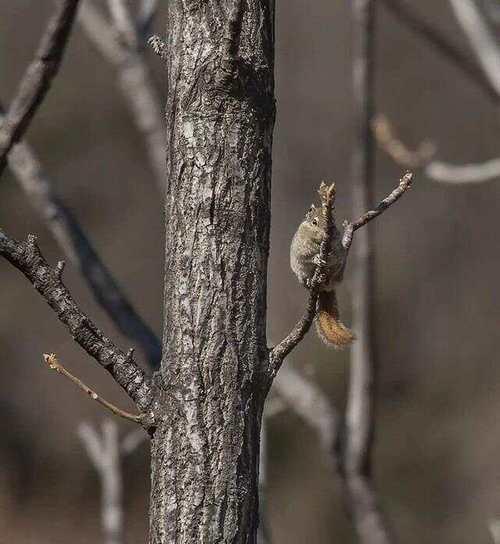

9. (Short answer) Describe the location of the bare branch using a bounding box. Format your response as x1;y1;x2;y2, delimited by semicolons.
79;421;125;544
270;172;413;375
343;1;395;542
269;183;338;372
373;114;500;184
0;0;81;176
381;0;500;104
78;420;147;544
107;0;140;50
43;354;143;423
1;107;161;367
78;1;165;191
426;158;500;183
448;0;500;97
0;229;153;413
273;365;339;468
120;427;148;454
342;172;414;251
78;2;125;64
372;115;435;169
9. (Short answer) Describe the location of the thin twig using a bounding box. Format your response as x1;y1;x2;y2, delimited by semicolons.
381;0;500;104
342;171;414;250
269;183;338;373
1;103;161;367
270;172;413;374
0;229;153;412
448;0;500;97
0;0;81;176
43;354;143;423
78;0;165;192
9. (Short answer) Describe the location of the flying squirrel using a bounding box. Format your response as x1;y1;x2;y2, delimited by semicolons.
290;186;355;348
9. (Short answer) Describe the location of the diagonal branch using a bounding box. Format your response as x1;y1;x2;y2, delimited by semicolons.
273;365;340;470
448;0;500;98
1;103;161;367
270;172;413;375
43;353;143;423
269;183;337;374
381;0;500;104
0;0;81;177
78;1;165;191
0;228;154;414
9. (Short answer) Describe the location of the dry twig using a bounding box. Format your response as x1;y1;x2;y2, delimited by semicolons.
43;354;143;423
0;229;153;413
270;172;413;374
0;0;81;176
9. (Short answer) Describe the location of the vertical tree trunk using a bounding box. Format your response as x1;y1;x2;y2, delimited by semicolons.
149;2;275;542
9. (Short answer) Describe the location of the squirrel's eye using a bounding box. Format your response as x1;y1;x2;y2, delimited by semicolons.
312;218;318;226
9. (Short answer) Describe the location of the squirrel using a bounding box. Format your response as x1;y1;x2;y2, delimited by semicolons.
290;203;355;349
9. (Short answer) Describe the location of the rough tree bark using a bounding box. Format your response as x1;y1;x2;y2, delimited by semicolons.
150;1;275;542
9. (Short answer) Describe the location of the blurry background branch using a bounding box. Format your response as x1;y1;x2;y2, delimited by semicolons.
77;0;165;191
346;0;394;543
0;0;81;176
0;103;161;366
374;114;500;184
381;0;500;105
78;420;148;544
448;0;500;98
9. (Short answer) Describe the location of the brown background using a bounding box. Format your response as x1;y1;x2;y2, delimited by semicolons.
1;2;500;543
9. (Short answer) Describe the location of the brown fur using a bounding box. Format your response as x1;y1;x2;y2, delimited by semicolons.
315;290;355;349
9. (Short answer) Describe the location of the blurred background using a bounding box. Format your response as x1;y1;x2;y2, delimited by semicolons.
1;1;500;543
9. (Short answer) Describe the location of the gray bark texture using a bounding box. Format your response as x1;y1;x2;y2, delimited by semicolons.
149;1;275;542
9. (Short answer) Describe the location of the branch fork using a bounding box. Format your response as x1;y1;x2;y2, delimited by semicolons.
269;171;414;374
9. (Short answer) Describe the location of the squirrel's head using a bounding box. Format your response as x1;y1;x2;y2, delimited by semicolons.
302;204;328;243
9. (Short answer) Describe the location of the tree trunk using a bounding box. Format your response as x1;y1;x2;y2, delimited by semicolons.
149;1;275;542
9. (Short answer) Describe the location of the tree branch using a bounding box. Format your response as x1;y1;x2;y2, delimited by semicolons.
427;158;500;183
1;104;161;367
0;228;153;414
345;0;394;542
43;353;143;423
342;171;414;251
78;1;165;192
374;114;500;184
448;0;500;98
269;171;413;375
381;0;500;104
269;183;338;374
78;420;145;544
273;365;339;469
0;0;81;177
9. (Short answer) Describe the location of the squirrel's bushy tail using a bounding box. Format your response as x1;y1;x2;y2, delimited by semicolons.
315;290;355;349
